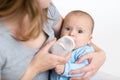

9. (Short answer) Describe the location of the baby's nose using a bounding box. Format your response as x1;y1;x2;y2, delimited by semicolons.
69;30;76;36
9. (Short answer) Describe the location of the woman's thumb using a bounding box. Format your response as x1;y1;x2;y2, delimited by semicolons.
43;38;56;51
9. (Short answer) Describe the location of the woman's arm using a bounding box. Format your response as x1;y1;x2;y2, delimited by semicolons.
20;38;71;80
69;43;106;80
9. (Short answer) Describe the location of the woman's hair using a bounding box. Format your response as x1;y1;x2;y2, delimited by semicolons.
0;0;48;41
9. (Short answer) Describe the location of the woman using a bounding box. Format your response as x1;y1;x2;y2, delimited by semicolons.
0;0;106;80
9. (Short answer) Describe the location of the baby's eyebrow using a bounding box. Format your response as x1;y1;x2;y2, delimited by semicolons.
65;23;72;27
77;26;86;31
76;25;83;29
64;25;71;28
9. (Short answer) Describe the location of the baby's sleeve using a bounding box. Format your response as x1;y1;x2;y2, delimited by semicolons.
61;45;95;77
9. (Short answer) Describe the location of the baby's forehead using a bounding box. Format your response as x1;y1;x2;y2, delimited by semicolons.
64;13;92;25
67;12;91;19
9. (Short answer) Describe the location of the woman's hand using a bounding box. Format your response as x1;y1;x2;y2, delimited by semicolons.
69;43;106;80
55;65;65;75
20;38;71;80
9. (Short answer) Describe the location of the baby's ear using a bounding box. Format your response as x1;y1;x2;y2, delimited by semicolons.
88;35;92;44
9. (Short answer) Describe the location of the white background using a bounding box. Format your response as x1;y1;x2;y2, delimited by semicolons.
53;0;120;77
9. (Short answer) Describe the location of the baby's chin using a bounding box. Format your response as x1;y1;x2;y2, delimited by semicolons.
74;45;86;49
74;46;79;50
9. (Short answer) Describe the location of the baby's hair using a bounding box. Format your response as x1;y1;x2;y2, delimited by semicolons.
65;10;94;34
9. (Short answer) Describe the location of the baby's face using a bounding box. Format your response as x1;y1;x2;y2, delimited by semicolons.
61;14;92;49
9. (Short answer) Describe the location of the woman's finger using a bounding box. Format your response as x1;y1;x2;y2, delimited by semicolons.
42;38;56;51
70;76;82;80
69;64;93;74
70;71;96;80
81;70;97;80
50;54;66;65
75;53;93;64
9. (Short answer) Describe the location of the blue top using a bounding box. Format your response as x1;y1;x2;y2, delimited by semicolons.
0;4;60;80
50;45;94;80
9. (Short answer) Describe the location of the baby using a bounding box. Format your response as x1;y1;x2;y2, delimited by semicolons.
50;10;95;80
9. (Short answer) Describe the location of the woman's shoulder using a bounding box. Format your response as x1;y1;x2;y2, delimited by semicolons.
0;24;15;50
48;3;60;19
0;19;9;34
48;3;56;15
46;3;61;29
0;34;11;51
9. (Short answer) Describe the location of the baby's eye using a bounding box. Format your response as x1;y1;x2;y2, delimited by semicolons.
65;27;70;31
78;30;83;33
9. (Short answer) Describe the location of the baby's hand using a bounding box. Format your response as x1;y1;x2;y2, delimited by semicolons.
55;65;65;75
